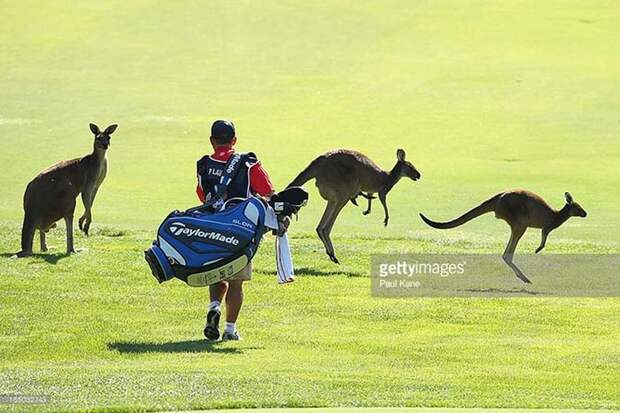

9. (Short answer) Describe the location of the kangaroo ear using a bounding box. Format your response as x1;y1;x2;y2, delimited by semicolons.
104;124;118;135
89;123;100;135
396;149;406;161
565;192;574;204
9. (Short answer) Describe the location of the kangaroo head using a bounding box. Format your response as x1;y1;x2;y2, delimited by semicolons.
89;123;118;150
395;149;421;181
565;192;587;217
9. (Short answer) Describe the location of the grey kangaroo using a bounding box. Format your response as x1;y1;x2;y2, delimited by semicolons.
15;123;118;257
288;149;421;263
419;190;587;283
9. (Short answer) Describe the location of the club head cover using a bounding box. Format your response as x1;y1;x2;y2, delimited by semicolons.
269;187;309;217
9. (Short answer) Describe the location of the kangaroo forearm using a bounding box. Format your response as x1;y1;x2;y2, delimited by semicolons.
82;182;102;209
81;191;93;211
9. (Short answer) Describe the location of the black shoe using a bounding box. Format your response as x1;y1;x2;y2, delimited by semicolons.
203;308;221;341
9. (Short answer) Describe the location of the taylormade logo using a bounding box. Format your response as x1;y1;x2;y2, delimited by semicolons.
226;155;241;174
169;223;240;246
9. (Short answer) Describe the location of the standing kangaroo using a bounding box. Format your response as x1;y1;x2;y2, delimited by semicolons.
15;123;118;258
288;149;421;263
419;190;587;283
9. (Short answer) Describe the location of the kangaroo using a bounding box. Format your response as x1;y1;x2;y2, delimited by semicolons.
419;190;587;283
15;123;118;258
288;149;421;263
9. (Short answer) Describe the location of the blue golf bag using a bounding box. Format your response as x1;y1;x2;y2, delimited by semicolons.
145;151;308;287
145;196;270;287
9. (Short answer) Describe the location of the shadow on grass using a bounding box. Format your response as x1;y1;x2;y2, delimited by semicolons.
459;287;545;295
0;252;70;264
297;267;366;277
108;340;262;354
263;267;366;277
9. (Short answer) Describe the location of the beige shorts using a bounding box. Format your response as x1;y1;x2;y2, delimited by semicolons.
229;262;252;281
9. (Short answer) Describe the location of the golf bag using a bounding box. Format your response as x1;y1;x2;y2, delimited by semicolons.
144;152;308;287
145;196;269;287
145;189;307;287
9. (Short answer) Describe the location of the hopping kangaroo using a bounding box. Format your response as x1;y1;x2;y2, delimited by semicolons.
15;123;118;258
420;190;587;283
288;149;421;263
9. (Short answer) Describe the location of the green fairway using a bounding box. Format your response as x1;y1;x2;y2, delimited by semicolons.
193;409;614;413
1;1;619;412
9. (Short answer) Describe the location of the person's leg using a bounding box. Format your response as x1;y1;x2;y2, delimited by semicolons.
225;279;244;323
204;281;228;340
222;263;251;340
210;281;228;304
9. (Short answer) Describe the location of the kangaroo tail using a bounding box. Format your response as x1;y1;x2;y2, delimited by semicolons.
287;158;322;188
20;213;36;254
419;194;500;229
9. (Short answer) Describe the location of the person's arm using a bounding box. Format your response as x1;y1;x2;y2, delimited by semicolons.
196;174;206;203
249;162;291;235
196;158;207;203
249;162;275;198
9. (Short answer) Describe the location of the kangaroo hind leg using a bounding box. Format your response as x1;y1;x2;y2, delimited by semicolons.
316;200;347;264
65;215;76;255
502;225;530;284
16;214;36;258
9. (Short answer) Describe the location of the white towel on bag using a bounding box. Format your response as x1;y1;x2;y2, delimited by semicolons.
276;234;295;284
263;204;295;284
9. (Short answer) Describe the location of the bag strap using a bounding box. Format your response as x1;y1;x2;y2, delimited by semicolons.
188;153;245;213
207;152;244;207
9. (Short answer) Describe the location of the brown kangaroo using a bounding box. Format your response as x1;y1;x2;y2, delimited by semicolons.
15;123;118;258
288;149;421;263
419;190;587;283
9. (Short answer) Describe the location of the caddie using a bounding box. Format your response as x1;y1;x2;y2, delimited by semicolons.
196;120;275;341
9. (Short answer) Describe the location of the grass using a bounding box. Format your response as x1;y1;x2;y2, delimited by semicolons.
1;225;619;412
184;410;613;413
1;1;619;412
194;410;611;413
